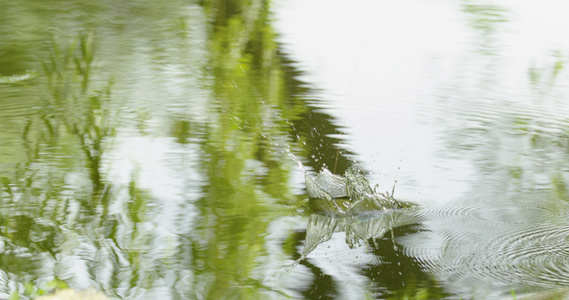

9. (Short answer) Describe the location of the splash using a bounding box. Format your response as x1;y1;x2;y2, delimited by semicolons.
305;165;404;214
289;167;414;264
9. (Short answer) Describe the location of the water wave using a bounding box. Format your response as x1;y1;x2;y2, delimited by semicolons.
399;198;569;297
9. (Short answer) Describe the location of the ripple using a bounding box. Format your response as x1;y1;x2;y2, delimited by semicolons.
412;206;480;221
418;201;556;224
400;203;569;292
0;88;39;118
493;224;569;284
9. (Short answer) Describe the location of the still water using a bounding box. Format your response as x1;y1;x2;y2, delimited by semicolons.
1;0;569;299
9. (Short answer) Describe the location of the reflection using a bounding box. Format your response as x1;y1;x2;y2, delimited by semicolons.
0;33;127;298
0;70;38;85
188;1;296;297
461;3;510;55
0;0;532;299
461;4;509;33
289;208;449;299
528;50;566;97
362;221;450;300
0;0;361;298
299;210;400;261
438;4;569;196
40;32;118;207
431;7;569;292
279;52;356;175
183;0;358;298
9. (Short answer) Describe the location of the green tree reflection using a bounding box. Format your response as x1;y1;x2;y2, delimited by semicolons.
0;33;123;298
0;0;442;299
190;0;294;297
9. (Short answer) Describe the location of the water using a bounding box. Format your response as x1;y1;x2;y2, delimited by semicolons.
2;0;569;299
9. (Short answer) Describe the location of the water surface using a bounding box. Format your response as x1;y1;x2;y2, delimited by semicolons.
1;0;569;299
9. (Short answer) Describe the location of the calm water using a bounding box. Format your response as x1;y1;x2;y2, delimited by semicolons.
2;0;569;299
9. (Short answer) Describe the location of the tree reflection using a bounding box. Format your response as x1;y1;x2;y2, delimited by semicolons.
0;33;154;298
0;0;445;299
363;223;449;300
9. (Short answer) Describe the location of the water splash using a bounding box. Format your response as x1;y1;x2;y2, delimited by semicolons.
230;114;308;174
305;165;407;214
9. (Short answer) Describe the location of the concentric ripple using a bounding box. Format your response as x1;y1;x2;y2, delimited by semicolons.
398;200;569;296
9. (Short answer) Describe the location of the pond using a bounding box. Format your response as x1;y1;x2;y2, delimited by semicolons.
1;0;569;299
